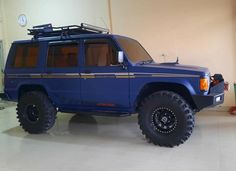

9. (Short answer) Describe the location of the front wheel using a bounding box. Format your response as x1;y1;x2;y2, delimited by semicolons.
138;91;195;147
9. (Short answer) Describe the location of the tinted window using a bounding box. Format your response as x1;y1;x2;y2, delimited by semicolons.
47;43;78;68
85;40;118;66
116;37;152;63
12;43;39;68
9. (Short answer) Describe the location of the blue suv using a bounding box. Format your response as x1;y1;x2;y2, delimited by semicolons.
4;23;225;147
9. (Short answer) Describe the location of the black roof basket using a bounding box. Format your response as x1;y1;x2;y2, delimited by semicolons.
28;23;109;39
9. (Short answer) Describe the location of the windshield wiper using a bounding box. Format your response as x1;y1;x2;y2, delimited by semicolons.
136;59;154;65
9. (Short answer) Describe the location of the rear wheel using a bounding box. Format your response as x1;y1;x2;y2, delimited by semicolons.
138;91;194;147
17;91;57;134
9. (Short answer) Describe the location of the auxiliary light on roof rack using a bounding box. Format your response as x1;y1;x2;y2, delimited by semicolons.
28;23;109;39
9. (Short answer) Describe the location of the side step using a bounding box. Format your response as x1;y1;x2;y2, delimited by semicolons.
60;110;132;117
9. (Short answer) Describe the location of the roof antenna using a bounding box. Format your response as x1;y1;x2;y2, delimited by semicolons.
176;57;179;64
101;17;109;33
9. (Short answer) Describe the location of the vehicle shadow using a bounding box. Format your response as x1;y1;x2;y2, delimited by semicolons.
3;110;235;147
3;113;145;146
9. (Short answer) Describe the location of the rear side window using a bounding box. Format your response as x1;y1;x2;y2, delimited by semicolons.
12;43;39;68
47;43;78;68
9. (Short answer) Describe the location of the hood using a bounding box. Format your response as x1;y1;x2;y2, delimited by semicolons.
137;62;210;76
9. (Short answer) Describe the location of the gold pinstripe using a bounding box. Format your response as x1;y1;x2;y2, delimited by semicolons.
81;75;96;79
6;73;200;79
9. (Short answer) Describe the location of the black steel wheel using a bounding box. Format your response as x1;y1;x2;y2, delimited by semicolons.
138;91;195;147
151;107;177;134
17;91;57;134
25;104;40;123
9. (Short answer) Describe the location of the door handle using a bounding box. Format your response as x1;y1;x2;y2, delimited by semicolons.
84;70;91;74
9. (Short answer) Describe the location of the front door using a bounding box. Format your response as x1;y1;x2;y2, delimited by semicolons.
80;38;130;111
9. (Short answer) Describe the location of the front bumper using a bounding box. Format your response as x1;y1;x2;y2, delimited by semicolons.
192;81;225;111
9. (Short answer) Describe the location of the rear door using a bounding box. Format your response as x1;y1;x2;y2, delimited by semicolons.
80;38;130;111
43;41;81;108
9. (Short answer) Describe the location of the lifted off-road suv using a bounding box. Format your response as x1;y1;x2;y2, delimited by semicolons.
4;23;225;147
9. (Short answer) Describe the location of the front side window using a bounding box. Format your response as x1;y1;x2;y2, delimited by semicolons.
116;37;152;64
85;39;119;66
47;43;78;68
12;43;39;68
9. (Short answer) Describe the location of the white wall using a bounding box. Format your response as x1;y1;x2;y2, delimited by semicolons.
110;0;236;106
0;9;3;39
0;0;110;56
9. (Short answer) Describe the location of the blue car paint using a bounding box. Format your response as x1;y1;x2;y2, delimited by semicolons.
4;34;209;114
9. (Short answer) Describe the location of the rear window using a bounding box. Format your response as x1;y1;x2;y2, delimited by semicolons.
47;43;78;68
12;43;39;68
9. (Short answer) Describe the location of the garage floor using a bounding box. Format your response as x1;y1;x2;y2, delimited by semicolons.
0;106;236;171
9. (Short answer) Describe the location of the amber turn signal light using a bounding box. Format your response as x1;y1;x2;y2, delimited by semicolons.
200;78;209;91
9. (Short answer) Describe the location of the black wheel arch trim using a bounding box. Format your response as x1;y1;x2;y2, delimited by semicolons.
135;82;198;111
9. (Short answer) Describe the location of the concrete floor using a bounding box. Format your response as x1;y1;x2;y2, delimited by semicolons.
0;106;236;171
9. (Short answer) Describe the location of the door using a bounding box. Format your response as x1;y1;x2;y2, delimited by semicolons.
80;38;130;110
43;41;81;108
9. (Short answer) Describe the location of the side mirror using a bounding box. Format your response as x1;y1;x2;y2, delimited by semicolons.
118;51;124;64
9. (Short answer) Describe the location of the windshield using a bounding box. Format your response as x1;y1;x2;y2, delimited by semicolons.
116;37;153;64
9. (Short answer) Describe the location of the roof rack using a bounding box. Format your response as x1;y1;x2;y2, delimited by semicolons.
28;23;109;39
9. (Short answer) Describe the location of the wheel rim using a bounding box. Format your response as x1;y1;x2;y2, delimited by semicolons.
26;105;40;123
151;107;177;134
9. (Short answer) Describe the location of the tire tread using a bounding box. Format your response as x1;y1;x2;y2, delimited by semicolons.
16;91;56;134
138;91;194;147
